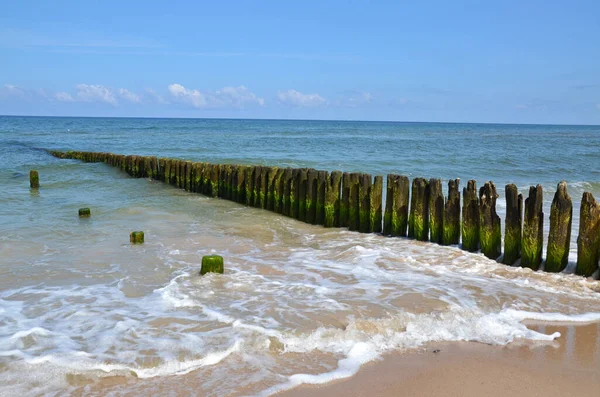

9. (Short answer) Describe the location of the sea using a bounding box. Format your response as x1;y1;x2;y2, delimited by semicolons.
1;116;600;396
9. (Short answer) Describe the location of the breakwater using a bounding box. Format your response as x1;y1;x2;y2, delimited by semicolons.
49;150;600;279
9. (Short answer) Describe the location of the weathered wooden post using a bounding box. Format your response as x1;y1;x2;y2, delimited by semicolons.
429;178;444;244
503;184;522;265
253;166;264;208
408;178;429;241
273;168;285;213
209;164;219;198
479;181;502;260
461;180;479;252
340;173;350;227
546;181;572;272
283;168;293;216
245;166;255;206
370;176;383;233
78;208;91;217
29;170;39;189
324;171;342;227
305;169;318;224
442;179;460;245
267;167;280;211
185;161;193;192
297;169;309;221
348;173;361;231
576;192;600;277
521;185;543;270
316;171;328;225
383;174;410;237
290;169;301;219
200;255;224;275
130;231;144;244
358;174;371;233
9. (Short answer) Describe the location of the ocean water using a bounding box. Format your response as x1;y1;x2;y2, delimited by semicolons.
1;116;600;396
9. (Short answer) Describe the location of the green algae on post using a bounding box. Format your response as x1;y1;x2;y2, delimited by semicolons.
282;168;293;216
576;192;600;277
340;172;350;228
289;169;301;219
273;168;285;213
408;178;429;241
546;181;572;272
244;166;255;206
209;164;219;198
306;169;318;224
130;231;144;244
442;178;460;245
316;171;328;225
324;171;342;227
78;208;91;217
479;181;501;260
358;174;372;233
461;180;479;252
297;169;309;222
521;185;543;270
369;175;383;233
383;174;409;237
29;170;39;189
428;178;444;244
503;184;522;265
200;255;224;275
348;173;361;231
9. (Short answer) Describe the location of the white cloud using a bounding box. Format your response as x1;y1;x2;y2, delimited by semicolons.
3;84;26;98
168;83;264;109
54;92;75;102
277;89;327;108
75;84;117;105
146;88;168;104
118;88;141;103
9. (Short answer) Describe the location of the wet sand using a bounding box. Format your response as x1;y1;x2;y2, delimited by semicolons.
279;322;600;397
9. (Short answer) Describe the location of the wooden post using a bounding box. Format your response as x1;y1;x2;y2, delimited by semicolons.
253;166;263;208
235;165;246;204
324;171;342;227
200;255;224;275
358;174;372;233
267;167;280;211
503;184;522;265
130;231;144;244
348;173;361;231
442;179;460;245
78;208;91;217
383;174;409;237
461;180;479;252
290;169;301;219
521;185;543;270
370;175;383;233
273;168;286;213
209;164;219;198
245;166;255;206
576;192;600;277
29;170;39;189
306;169;318;224
340;172;350;228
429;178;444;244
408;178;429;241
546;181;572;272
283;168;294;216
185;161;192;192
298;169;309;221
479;181;502;260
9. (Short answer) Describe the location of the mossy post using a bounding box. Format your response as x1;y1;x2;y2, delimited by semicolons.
576;192;600;277
429;178;444;244
179;160;186;189
227;165;235;200
289;169;301;219
267;167;280;211
340;172;350;227
348;173;361;231
130;231;144;244
260;167;269;209
29;170;39;189
283;168;293;216
209;164;219;198
297;169;309;221
316;171;328;225
408;178;430;241
245;166;255;207
442;179;460;245
324;171;342;227
383;174;410;237
383;175;395;235
235;165;246;204
185;161;193;192
358;174;372;233
461;180;479;252
521;185;543;270
369;176;383;233
78;208;91;217
479;181;502;260
546;181;572;272
306;169;318;224
200;255;224;275
503;184;522;265
252;166;262;208
273;168;285;214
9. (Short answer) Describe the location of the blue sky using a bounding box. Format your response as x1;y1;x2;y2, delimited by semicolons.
1;0;599;124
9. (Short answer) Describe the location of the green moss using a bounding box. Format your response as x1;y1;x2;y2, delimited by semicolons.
521;234;542;270
461;223;479;252
78;208;91;217
29;170;39;189
130;231;144;244
200;255;224;275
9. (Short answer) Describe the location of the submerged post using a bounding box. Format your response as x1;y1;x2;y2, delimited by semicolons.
408;178;429;241
130;231;144;244
29;170;39;189
546;181;572;272
576;192;600;277
78;208;91;217
479;181;502;260
442;179;460;245
200;255;224;275
521;185;543;270
461;180;479;252
503;184;522;265
429;178;444;244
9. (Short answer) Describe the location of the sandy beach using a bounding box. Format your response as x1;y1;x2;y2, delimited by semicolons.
279;322;600;397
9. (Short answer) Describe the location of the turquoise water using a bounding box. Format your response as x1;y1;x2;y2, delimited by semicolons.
1;116;600;396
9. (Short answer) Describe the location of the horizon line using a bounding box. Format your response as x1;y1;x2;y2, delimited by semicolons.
1;113;599;128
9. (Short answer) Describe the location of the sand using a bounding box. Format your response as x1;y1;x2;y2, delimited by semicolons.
278;322;600;397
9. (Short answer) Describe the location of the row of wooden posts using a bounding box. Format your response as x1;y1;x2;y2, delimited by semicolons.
48;150;600;279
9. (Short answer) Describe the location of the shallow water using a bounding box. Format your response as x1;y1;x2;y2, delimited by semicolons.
1;116;600;396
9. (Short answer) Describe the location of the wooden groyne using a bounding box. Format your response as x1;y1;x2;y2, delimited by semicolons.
49;150;600;279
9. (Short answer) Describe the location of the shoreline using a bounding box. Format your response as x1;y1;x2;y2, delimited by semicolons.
277;322;600;397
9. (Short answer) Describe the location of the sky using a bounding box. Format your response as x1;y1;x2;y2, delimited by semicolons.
1;0;599;124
